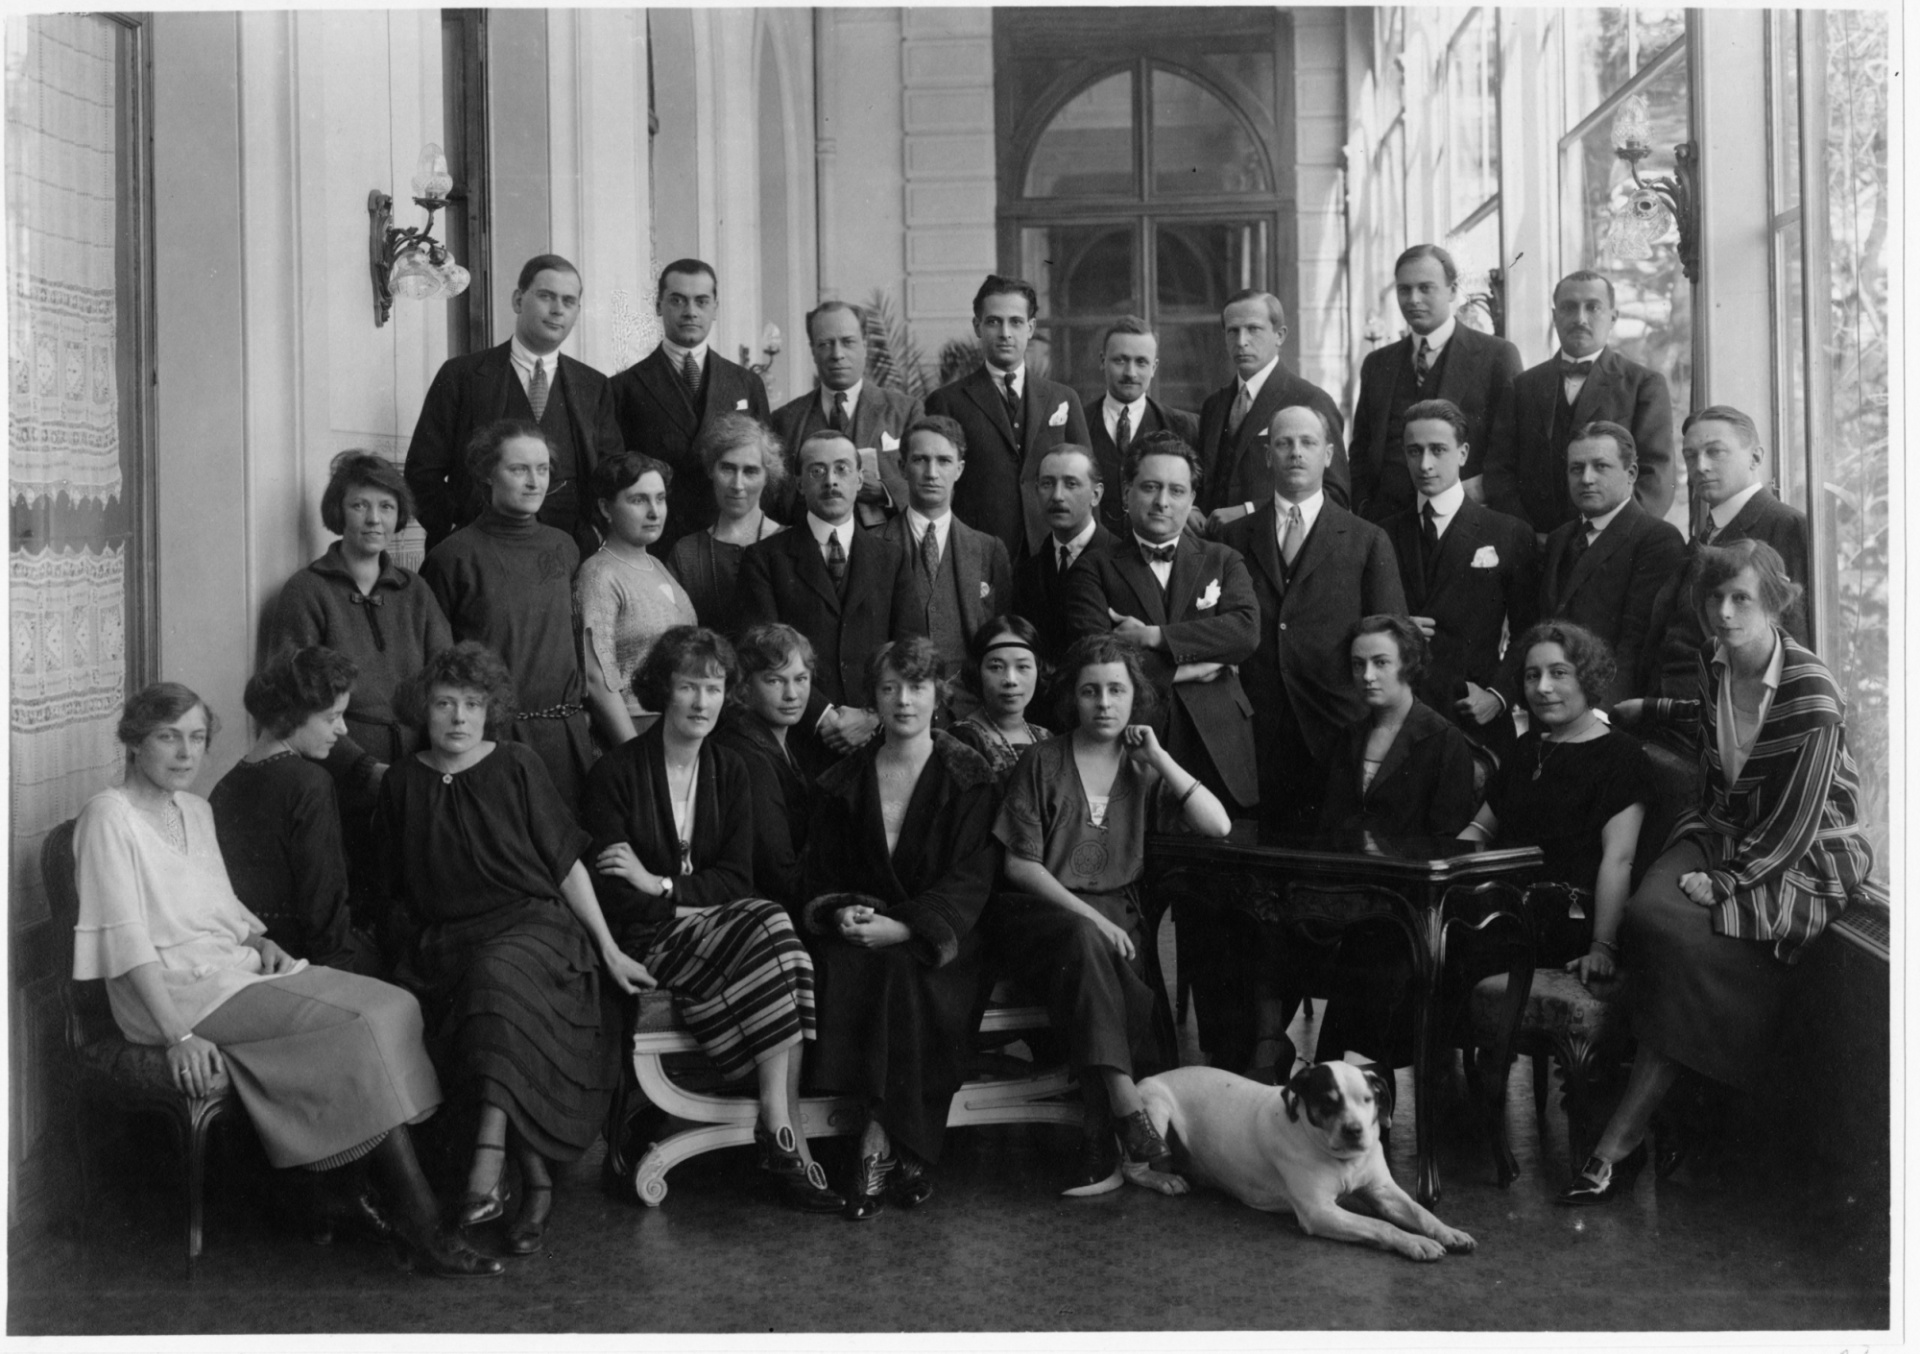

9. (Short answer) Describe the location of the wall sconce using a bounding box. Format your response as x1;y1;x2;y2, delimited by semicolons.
1457;252;1519;339
1362;316;1388;347
738;323;783;378
368;144;471;327
1604;94;1701;282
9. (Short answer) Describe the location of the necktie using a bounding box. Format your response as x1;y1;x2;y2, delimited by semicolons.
1280;505;1305;568
1056;542;1072;577
1420;500;1441;575
825;531;847;590
528;359;549;422
1415;338;1433;385
680;349;704;402
918;523;941;579
1698;518;1719;547
1570;520;1595;563
1114;404;1133;460
1227;381;1252;437
1561;357;1596;376
1002;370;1022;432
1142;541;1177;565
829;390;849;433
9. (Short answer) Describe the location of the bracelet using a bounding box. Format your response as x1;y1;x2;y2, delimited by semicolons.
1592;938;1618;956
172;1029;195;1046
1175;780;1200;808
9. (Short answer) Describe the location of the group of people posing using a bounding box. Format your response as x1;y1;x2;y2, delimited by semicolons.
71;245;1884;1278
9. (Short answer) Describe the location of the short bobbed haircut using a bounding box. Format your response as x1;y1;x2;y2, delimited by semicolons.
1054;632;1159;731
1346;614;1429;691
1513;621;1617;711
694;412;787;495
730;623;817;708
397;641;518;737
1691;539;1803;631
632;625;738;713
1394;243;1459;286
320;450;415;535
1401;398;1469;448
962;613;1044;698
466;419;554;487
1123;429;1203;492
591;450;672;503
971;274;1038;322
1567;420;1639;472
865;636;947;706
118;682;220;756
244;646;359;739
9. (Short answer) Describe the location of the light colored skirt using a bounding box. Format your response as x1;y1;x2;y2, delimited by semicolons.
193;966;440;1169
646;898;815;1082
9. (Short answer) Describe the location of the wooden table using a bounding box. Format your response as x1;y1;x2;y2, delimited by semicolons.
1145;824;1543;1204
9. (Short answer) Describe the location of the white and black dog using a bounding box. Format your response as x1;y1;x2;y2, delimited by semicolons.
1121;1062;1476;1262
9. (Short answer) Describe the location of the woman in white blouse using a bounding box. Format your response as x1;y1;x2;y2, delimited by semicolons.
72;682;500;1278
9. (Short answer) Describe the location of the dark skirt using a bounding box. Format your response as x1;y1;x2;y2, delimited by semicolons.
644;898;815;1082
1623;840;1795;1091
404;898;619;1161
806;929;986;1165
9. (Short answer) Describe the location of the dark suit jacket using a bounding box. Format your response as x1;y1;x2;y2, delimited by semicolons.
1483;348;1676;532
610;345;771;550
1382;497;1537;709
1010;522;1117;663
1316;700;1479;838
1348;326;1522;522
1061;534;1261;807
1538;498;1687;704
1219;501;1407;768
1637;487;1811;698
1083;395;1200;540
926;366;1091;561
768;384;921;527
735;521;924;716
404;343;623;551
875;512;1013;650
1196;361;1351;516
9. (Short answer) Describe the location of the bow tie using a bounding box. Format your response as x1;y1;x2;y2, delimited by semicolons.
1140;541;1178;565
1561;356;1596;375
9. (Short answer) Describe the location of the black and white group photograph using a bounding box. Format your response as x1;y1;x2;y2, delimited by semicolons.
1;1;1899;1344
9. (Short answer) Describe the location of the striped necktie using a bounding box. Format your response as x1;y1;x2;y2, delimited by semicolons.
528;358;549;421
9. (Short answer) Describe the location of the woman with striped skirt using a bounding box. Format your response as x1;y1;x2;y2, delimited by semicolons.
581;625;841;1212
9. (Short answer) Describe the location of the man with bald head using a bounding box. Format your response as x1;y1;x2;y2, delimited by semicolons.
1195;289;1349;530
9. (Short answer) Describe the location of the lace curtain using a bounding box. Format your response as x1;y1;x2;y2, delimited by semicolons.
7;14;128;925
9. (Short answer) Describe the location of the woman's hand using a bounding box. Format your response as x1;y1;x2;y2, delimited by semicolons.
1566;945;1617;986
1092;913;1137;963
1122;724;1172;774
837;905;911;949
1677;871;1716;906
167;1034;224;1099
253;937;298;975
600;947;658;995
595;842;663;895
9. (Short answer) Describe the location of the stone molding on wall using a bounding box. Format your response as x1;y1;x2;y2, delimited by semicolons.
900;8;995;346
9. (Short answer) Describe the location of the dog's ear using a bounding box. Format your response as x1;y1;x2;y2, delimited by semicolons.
1282;1064;1317;1123
1363;1066;1394;1129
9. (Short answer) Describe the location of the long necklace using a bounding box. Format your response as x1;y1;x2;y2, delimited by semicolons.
1533;712;1598;780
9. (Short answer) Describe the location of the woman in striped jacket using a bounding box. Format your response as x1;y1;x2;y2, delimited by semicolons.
1559;539;1886;1204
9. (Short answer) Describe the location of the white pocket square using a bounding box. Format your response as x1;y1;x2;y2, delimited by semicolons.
1471;546;1500;569
735;398;749;411
1047;401;1069;428
1196;579;1221;610
979;582;992;600
880;432;900;452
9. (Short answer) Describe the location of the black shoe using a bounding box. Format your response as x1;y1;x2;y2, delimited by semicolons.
777;1159;848;1214
1061;1129;1122;1197
845;1151;895;1222
402;1230;506;1279
1654;1124;1691;1179
888;1155;934;1209
1116;1109;1173;1174
1555;1143;1647;1206
504;1183;552;1256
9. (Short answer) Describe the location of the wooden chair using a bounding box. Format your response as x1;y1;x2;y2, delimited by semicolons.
42;819;246;1275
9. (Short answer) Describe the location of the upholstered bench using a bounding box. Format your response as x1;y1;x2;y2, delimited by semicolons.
1470;965;1628;1174
603;980;1081;1205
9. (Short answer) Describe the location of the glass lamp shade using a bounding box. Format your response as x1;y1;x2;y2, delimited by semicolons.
411;143;454;201
1611;94;1653;156
439;261;471;299
389;244;446;301
758;322;783;357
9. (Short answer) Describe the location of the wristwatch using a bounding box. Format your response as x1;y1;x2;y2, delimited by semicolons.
658;876;674;900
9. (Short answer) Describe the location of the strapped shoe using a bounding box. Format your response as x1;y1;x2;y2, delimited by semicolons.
1555;1143;1647;1206
504;1183;552;1256
845;1150;895;1222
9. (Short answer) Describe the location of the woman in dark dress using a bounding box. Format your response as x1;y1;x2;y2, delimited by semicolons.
381;642;649;1257
420;420;595;812
1560;542;1886;1204
709;624;825;907
988;634;1230;1194
947;613;1051;781
209;646;381;974
798;637;1002;1220
582;626;840;1212
664;413;786;633
1318;614;1478;837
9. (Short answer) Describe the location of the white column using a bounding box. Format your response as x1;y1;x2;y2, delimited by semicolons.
900;7;995;350
1690;9;1770;420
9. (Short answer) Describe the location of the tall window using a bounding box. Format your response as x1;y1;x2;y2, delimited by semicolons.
1440;9;1500;331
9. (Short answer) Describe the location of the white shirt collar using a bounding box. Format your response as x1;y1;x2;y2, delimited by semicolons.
1054;516;1099;561
819;380;862;417
1273;488;1326;539
807;512;855;552
1708;482;1765;532
987;362;1025;399
1710;630;1785;690
907;507;952;548
1240;354;1281;403
1103;393;1147;435
1584;499;1629;536
1419;481;1467;531
509;335;559;379
661;337;710;369
1411;313;1457;359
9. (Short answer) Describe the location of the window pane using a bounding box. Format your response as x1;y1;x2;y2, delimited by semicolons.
1633;9;1687;65
1771;13;1801;213
1150;68;1269;196
1023;70;1135;199
1446;10;1499;228
1155;219;1268;314
1773;215;1807;495
1446;210;1502;335
1562;9;1633;119
1019;222;1141;318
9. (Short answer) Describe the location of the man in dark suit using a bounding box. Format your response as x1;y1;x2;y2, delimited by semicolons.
1538;421;1687;705
1638;404;1811;706
1195;289;1350;531
926;274;1091;562
1220;404;1407;835
736;430;923;756
405;253;623;554
1348;244;1522;524
1378;399;1536;762
1010;445;1114;664
874;416;1013;671
1083;316;1199;541
610;258;771;551
1482;270;1677;533
767;300;919;527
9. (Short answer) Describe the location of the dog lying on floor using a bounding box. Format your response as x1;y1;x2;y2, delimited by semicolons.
1120;1062;1476;1262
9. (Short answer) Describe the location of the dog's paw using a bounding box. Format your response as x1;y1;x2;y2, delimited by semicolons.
1120;1161;1190;1196
1394;1234;1448;1262
1437;1226;1476;1253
